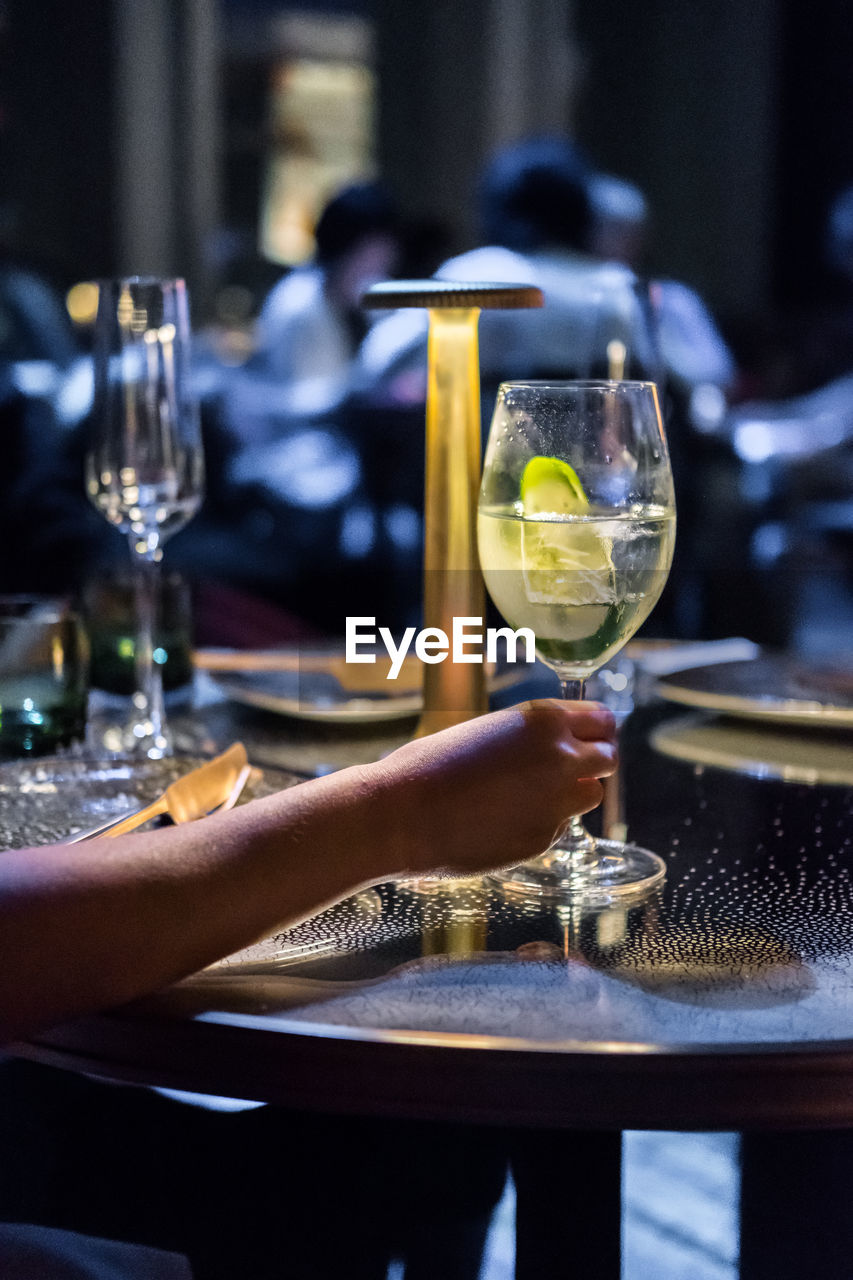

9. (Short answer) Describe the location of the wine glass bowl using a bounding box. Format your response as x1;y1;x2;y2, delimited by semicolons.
477;380;675;900
86;278;204;759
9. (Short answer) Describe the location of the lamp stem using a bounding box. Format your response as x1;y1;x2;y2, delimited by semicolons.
416;306;488;736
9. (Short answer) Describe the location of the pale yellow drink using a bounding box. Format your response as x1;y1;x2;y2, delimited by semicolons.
477;502;675;675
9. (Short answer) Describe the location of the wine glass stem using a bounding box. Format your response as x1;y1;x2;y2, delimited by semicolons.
130;542;165;745
559;676;586;702
558;675;597;858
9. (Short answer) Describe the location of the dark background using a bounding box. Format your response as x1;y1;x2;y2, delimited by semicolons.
3;0;852;345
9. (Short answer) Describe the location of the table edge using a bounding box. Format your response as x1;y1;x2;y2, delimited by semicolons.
15;1008;853;1130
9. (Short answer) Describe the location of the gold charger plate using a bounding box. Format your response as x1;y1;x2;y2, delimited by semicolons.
651;712;853;786
656;655;853;729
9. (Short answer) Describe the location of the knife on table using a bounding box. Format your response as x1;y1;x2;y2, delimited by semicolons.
65;743;249;843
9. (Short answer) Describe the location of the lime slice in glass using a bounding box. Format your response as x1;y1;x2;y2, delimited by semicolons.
520;455;589;516
518;457;614;606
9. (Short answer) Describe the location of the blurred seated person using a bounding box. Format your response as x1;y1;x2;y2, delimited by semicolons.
821;181;853;365
167;184;412;636
0;253;80;370
355;138;643;401
587;171;737;415
0;251;87;591
0;359;101;600
780;182;853;395
160;383;425;637
352;138;738;641
253;181;400;416
717;187;853;568
355;137;736;417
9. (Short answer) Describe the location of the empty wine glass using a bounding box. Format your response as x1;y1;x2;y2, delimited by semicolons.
85;278;204;759
477;380;675;899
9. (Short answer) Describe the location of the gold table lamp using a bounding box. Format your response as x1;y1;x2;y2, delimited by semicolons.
363;280;542;737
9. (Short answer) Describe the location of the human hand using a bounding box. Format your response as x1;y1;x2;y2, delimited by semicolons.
374;699;617;878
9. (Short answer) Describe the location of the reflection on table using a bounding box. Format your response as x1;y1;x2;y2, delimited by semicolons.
15;689;853;1130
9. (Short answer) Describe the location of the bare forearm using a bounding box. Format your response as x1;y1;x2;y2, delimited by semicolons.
0;763;402;1044
0;700;617;1045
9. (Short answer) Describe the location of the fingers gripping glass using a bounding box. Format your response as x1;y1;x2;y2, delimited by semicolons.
477;380;676;899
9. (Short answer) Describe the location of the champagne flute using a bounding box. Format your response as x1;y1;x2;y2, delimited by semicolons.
85;278;204;759
477;380;675;898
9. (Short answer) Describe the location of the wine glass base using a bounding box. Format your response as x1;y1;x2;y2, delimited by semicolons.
490;838;666;904
396;875;486;897
131;736;172;761
88;716;173;760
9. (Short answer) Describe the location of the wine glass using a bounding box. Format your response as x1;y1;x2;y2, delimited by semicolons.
477;380;675;899
85;278;204;759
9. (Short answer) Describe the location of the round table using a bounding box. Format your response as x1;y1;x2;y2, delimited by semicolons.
14;697;853;1132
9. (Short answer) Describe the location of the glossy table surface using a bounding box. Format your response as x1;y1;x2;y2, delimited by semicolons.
12;667;853;1130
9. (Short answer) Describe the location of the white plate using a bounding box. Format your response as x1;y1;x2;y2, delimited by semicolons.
214;670;423;724
651;712;853;786
656;656;853;728
207;650;527;725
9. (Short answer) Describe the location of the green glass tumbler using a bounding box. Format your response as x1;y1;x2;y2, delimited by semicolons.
0;597;90;758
